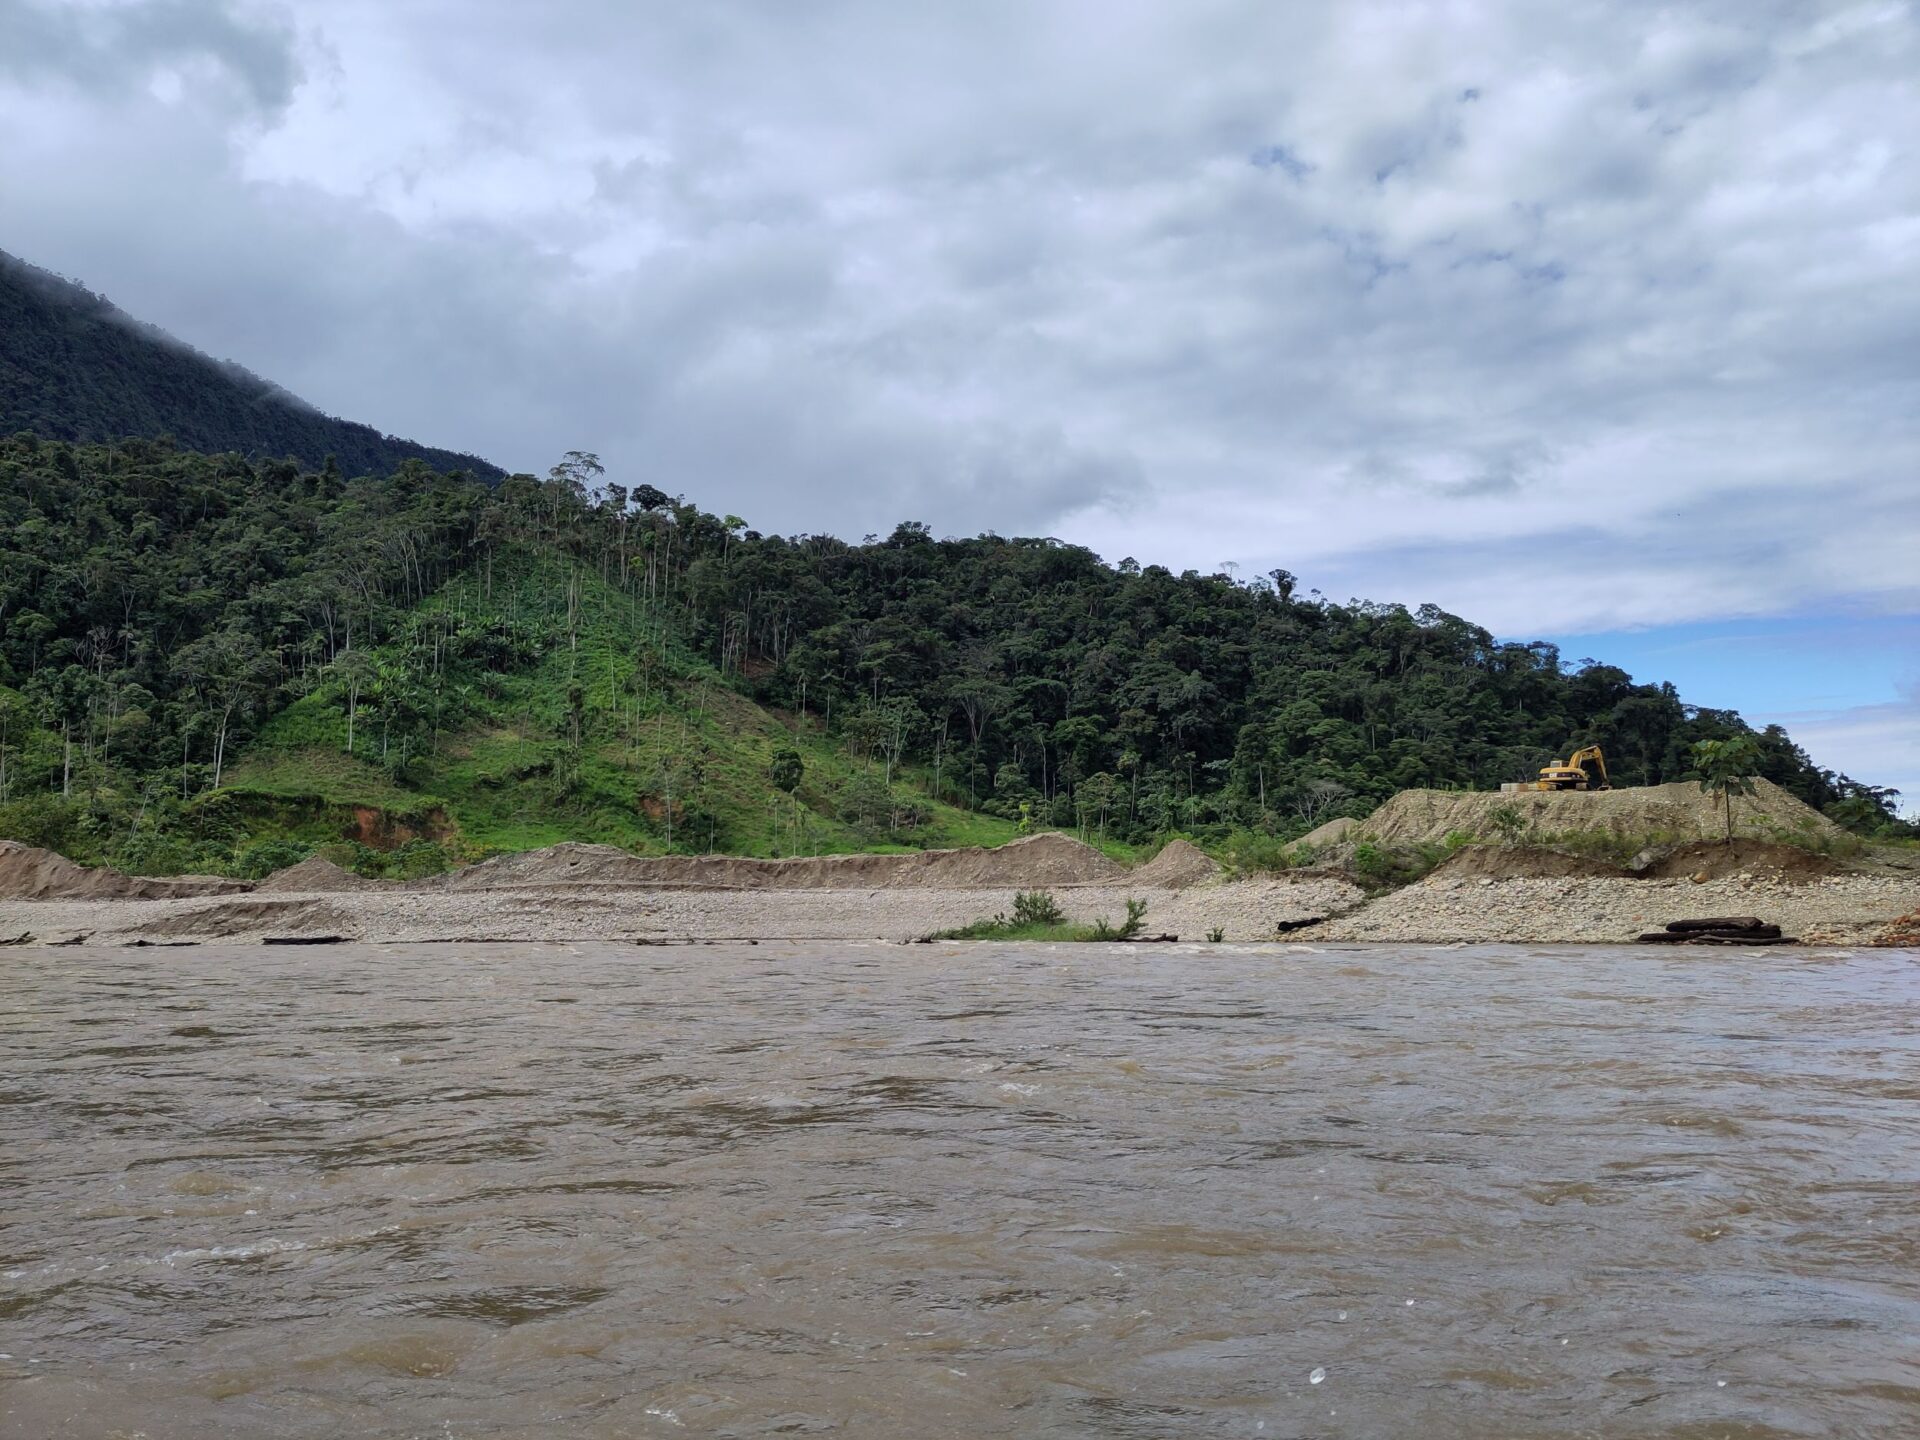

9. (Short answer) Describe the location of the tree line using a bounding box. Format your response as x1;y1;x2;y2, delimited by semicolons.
0;433;1907;868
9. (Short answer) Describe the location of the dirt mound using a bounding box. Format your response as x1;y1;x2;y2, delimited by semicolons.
897;832;1126;887
1294;817;1358;849
0;841;253;901
1356;779;1844;849
1133;839;1222;889
1632;839;1841;884
1430;845;1625;881
255;857;384;893
431;832;1126;893
131;897;358;942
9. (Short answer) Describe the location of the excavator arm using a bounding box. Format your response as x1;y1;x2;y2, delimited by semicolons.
1563;745;1610;790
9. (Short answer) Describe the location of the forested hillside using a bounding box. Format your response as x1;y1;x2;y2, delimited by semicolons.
0;249;501;479
0;435;1905;876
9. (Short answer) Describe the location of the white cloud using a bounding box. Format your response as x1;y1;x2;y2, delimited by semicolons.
0;0;1915;641
1756;687;1920;821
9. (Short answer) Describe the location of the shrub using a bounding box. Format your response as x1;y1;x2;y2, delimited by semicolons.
1221;828;1301;874
234;838;314;879
1090;897;1150;941
1352;841;1394;884
1487;804;1527;845
0;795;91;859
1012;890;1064;926
388;838;452;880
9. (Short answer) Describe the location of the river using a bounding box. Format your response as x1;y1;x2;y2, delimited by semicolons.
1;941;1915;1438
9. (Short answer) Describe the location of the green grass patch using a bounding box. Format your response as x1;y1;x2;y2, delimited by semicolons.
214;548;1043;866
926;892;1153;942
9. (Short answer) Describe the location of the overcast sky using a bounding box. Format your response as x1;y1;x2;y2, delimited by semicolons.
3;0;1915;804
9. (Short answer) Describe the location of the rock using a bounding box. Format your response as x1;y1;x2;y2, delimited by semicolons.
1691;871;1710;884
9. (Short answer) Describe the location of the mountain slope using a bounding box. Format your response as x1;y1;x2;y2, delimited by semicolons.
0;437;1025;876
0;432;1909;877
0;248;501;479
221;548;1026;867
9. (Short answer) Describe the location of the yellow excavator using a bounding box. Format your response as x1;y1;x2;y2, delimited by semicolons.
1502;744;1610;793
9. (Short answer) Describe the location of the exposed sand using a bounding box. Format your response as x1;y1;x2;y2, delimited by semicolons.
2;814;1914;949
2;868;1913;948
0;877;1360;946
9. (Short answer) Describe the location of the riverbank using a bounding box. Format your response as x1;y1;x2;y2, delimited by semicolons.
2;868;1913;947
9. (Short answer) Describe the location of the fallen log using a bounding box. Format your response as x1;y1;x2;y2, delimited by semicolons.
1666;917;1766;933
1636;930;1797;946
1274;916;1327;933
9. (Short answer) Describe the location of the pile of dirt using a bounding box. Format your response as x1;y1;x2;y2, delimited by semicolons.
1429;844;1625;881
429;842;633;890
131;897;358;942
1293;816;1359;849
1132;839;1223;889
1632;839;1841;884
1355;779;1845;849
0;841;253;901
255;857;385;893
431;832;1127;893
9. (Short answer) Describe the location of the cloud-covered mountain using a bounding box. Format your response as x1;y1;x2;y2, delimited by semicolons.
0;248;500;479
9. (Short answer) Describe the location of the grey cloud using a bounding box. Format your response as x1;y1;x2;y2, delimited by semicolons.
0;0;1913;650
1249;145;1313;179
0;0;299;114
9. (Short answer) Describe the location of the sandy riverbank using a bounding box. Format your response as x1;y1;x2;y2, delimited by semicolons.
3;869;1913;947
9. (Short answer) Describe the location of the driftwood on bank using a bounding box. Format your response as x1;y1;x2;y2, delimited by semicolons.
1636;917;1799;946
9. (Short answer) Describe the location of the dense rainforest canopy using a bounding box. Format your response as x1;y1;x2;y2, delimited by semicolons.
0;434;1905;875
0;249;500;480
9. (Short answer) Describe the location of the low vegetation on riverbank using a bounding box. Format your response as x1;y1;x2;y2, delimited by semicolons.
926;890;1153;942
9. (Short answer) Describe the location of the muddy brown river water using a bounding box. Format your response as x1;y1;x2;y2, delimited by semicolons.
1;942;1916;1439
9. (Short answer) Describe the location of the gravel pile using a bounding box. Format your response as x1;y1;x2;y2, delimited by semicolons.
255;857;385;893
1131;839;1224;889
1356;778;1845;847
1321;871;1916;945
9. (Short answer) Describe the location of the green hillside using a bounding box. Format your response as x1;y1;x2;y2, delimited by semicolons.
219;550;1027;870
0;433;1908;879
0;248;501;480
